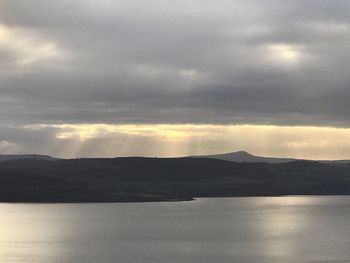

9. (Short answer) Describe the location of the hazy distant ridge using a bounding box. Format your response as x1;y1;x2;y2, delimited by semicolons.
0;154;57;162
190;151;350;164
190;151;298;163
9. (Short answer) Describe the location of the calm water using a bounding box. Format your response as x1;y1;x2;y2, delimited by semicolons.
1;196;350;263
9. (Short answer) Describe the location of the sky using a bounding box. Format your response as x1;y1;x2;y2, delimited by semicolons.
1;0;350;159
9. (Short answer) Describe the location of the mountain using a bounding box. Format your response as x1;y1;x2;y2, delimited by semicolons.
1;157;350;202
190;151;350;164
0;154;57;162
190;151;298;163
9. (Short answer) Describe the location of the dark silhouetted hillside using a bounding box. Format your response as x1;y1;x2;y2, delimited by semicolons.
1;157;350;202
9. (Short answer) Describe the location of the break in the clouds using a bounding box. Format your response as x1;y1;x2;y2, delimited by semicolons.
1;0;350;158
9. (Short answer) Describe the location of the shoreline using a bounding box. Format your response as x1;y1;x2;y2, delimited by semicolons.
3;193;350;204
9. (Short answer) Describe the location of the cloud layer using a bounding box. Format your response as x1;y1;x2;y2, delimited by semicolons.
1;0;350;126
1;1;350;157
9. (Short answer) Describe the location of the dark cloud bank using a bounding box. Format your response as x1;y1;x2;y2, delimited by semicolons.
0;0;349;126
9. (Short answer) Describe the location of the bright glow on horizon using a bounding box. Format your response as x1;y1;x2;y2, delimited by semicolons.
14;123;350;160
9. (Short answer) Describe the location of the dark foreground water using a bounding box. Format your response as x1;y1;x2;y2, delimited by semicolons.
1;196;350;263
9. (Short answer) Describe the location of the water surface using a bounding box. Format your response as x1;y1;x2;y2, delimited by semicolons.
1;196;350;263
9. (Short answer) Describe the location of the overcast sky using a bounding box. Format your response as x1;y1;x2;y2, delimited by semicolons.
1;0;350;159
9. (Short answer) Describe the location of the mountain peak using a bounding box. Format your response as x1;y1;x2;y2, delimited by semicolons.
230;151;254;157
191;151;297;164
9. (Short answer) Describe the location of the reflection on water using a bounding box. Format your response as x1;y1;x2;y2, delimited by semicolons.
0;196;350;263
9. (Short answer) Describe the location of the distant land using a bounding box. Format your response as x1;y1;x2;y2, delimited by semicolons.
190;150;350;164
1;156;350;202
0;154;58;162
190;151;298;163
2;151;350;163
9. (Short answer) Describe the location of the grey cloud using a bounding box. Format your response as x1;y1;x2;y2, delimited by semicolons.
0;0;350;127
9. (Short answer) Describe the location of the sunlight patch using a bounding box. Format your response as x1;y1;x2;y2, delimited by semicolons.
0;24;67;66
266;43;304;66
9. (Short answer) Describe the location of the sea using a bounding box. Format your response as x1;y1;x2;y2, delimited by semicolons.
1;196;350;263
